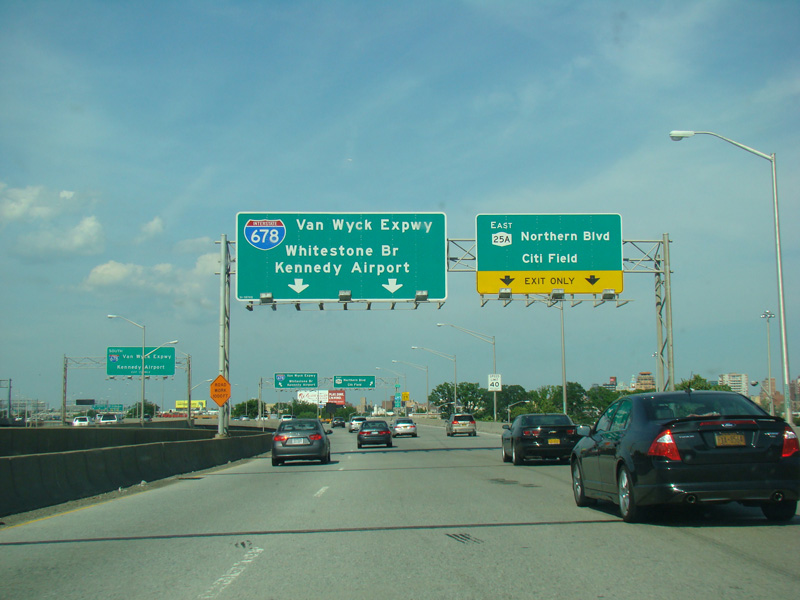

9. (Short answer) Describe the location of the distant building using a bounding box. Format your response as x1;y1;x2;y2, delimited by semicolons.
635;372;656;391
718;373;749;395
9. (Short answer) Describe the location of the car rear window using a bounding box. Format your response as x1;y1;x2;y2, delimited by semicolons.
453;414;474;422
522;414;573;427
642;393;766;421
362;421;388;430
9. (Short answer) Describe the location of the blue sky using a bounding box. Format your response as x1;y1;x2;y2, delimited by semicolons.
1;0;798;412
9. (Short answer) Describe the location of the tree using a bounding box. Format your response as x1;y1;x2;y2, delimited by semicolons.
584;386;621;423
126;400;157;419
677;374;732;391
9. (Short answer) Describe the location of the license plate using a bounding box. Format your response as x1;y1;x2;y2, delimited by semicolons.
548;438;561;445
287;438;308;445
715;432;745;447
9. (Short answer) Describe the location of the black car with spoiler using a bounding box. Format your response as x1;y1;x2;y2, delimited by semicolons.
570;390;799;522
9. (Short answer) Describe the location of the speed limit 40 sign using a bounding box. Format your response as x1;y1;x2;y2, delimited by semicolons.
488;374;502;392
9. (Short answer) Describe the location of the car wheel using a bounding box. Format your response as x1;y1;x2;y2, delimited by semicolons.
572;460;595;507
357;441;362;448
271;456;282;467
512;443;524;466
618;466;643;523
502;444;511;463
761;500;797;521
387;441;392;448
321;451;330;464
413;433;418;437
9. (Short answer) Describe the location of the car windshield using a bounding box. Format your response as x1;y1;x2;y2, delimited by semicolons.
278;420;321;433
642;392;767;421
520;414;573;427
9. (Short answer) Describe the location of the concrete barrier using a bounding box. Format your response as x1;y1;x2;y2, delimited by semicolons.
0;431;273;517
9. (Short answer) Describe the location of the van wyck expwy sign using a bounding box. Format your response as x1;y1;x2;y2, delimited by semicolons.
236;212;447;302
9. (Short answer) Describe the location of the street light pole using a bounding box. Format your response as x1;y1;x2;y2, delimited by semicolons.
393;359;429;412
762;310;776;415
437;323;498;421
670;130;792;423
108;314;147;425
376;366;406;414
412;346;458;414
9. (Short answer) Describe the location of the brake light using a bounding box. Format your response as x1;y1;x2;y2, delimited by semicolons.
648;429;682;461
308;433;323;441
782;426;799;458
273;434;288;442
566;428;575;435
379;430;390;435
522;428;541;437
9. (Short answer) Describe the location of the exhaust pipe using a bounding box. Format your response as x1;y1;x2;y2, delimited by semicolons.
685;494;697;505
771;491;784;502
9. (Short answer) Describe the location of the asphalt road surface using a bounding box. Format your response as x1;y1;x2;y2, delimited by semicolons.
2;423;798;599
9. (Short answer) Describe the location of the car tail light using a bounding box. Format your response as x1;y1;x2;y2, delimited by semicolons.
782;426;799;458
566;428;575;435
379;430;390;435
469;420;475;425
308;433;323;441
273;434;288;442
648;429;682;461
522;428;541;437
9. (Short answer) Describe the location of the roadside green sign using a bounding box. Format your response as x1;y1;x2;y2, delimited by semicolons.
236;212;447;302
106;347;176;376
274;372;318;389
333;375;376;389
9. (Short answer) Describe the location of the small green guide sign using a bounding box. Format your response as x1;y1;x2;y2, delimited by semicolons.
333;376;376;389
106;347;176;376
236;212;447;302
274;373;318;389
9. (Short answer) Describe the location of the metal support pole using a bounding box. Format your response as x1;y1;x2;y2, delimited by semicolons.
218;234;231;437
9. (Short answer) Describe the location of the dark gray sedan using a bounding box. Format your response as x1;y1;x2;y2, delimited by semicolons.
271;419;332;466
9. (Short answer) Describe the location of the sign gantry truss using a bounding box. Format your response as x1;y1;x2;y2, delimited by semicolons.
449;236;675;392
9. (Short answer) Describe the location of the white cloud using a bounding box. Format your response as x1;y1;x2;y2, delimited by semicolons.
136;216;165;242
0;182;89;224
16;215;105;258
82;252;219;310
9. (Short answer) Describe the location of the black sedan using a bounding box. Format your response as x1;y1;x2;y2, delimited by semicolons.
501;413;579;465
357;420;393;448
570;390;800;522
271;419;332;466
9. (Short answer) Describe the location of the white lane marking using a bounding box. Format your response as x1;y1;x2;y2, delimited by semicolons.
314;486;329;498
198;545;264;599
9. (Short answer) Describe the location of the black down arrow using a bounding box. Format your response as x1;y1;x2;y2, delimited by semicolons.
586;275;600;285
501;275;515;285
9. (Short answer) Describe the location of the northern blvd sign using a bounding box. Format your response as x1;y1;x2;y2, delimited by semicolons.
333;375;375;389
476;214;623;295
236;212;447;302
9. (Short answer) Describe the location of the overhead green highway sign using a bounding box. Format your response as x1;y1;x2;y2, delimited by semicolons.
333;375;376;389
274;372;318;389
236;212;447;302
476;213;623;295
106;347;176;376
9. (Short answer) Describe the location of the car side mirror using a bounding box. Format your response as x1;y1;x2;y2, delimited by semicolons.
326;429;333;435
577;425;591;437
502;424;510;430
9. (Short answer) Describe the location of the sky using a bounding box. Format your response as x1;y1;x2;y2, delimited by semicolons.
1;0;798;414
